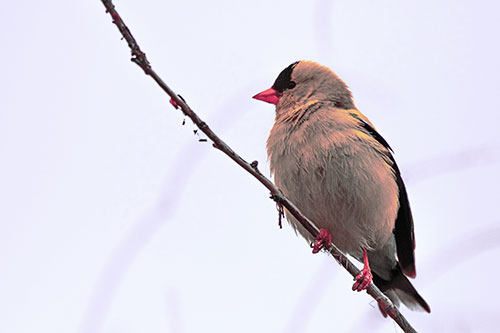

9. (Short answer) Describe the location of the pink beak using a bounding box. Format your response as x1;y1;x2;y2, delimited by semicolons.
252;87;280;105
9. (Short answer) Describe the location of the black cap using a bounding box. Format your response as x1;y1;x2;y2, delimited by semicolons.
272;61;300;93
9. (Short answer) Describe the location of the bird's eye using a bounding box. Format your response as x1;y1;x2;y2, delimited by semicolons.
288;81;296;89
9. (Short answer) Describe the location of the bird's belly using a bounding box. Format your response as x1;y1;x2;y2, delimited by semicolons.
272;146;399;256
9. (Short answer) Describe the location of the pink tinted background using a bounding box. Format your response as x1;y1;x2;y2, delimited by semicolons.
1;1;499;332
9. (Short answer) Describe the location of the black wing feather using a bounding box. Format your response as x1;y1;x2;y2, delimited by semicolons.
357;119;416;278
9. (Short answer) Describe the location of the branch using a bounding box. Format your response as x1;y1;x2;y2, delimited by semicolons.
99;1;418;332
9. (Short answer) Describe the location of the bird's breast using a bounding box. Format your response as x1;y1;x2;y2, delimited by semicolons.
266;111;399;255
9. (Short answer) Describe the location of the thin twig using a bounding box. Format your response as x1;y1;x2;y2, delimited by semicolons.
99;1;418;332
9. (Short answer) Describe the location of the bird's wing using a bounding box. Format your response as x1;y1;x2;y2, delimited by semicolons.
352;113;417;278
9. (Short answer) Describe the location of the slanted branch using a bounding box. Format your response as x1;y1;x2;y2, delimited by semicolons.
99;1;418;332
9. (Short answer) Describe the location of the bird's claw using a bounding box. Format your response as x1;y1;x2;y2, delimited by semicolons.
311;228;332;254
352;265;372;292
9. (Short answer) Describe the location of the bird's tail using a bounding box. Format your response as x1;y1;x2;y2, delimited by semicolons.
372;265;431;313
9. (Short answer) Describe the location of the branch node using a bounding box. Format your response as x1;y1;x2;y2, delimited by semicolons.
170;95;186;110
269;193;280;202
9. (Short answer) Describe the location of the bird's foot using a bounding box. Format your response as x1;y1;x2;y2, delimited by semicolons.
311;228;332;254
352;248;372;292
352;266;372;291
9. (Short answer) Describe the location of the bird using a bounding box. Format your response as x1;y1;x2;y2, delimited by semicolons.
252;61;430;314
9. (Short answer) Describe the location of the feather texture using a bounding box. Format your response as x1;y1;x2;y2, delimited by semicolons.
264;61;429;312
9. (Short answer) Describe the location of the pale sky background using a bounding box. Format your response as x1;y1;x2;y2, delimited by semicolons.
1;1;499;332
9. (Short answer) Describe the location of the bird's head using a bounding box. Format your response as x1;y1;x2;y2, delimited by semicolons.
253;61;355;113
